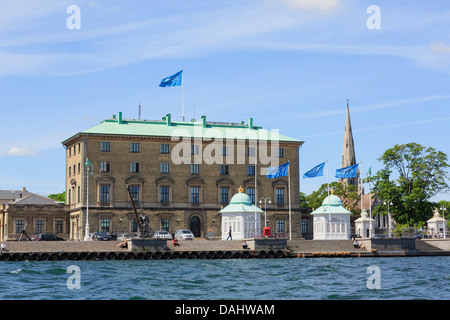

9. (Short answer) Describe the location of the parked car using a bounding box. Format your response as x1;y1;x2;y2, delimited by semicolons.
153;230;173;240
117;233;132;241
350;233;362;239
174;229;195;240
372;234;387;238
32;234;65;241
92;231;112;241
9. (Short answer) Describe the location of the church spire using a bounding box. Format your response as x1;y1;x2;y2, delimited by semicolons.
341;100;360;192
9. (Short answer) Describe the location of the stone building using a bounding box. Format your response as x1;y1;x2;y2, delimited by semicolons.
61;112;305;240
0;189;67;241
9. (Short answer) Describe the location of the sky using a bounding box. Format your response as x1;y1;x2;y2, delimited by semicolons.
0;0;449;202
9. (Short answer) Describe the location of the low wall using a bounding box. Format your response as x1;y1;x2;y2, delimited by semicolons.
246;238;287;251
127;238;168;251
365;238;416;251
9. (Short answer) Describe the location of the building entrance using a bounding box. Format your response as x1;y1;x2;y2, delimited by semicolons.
189;216;201;237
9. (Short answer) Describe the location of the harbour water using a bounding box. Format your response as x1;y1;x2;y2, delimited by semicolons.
0;256;448;300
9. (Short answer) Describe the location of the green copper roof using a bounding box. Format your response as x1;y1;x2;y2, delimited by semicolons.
220;192;264;213
310;194;351;215
62;113;303;145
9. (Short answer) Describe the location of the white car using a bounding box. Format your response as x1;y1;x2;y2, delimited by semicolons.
153;230;173;240
117;233;132;241
174;229;195;240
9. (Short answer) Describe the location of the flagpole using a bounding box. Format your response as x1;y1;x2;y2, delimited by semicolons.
182;68;185;122
288;161;292;240
327;160;331;239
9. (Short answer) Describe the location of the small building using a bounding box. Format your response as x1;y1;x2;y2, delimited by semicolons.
0;189;68;241
219;187;264;240
427;208;447;237
310;191;351;240
354;209;376;238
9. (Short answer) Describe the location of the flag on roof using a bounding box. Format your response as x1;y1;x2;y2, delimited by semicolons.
159;70;183;87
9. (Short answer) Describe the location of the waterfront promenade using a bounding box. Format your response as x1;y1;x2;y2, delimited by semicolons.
0;238;448;261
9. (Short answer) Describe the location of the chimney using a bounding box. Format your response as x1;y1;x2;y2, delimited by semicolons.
248;118;254;129
118;112;123;124
201;115;206;128
22;187;27;192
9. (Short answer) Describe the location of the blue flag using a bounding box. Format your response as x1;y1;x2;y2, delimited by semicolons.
159;70;183;87
303;162;326;178
266;162;289;179
335;163;359;179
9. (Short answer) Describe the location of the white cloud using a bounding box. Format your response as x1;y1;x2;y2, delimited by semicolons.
430;41;450;54
273;0;340;12
5;147;39;157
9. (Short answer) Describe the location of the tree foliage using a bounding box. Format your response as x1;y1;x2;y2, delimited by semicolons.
48;191;65;203
368;143;449;226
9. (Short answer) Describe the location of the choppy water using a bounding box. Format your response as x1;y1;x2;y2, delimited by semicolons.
0;257;448;300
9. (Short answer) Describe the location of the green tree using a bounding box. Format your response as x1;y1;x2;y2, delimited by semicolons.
48;191;65;203
368;143;449;226
305;181;360;213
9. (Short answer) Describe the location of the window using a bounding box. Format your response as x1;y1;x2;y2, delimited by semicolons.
100;142;110;152
276;148;284;158
160;144;170;154
191;145;199;155
190;164;200;175
68;166;71;177
78;163;81;174
77;186;81;204
100;161;111;172
130;162;140;173
160;186;169;203
129;185;139;202
247;187;255;204
101;218;110;232
191;186;199;203
100;184;110;202
55;220;64;234
247;165;255;176
68;189;71;205
161;218;170;232
220;187;229;204
220;165;229;175
130;219;137;233
160;163;170;174
301;221;308;234
277;219;285;233
35;220;45;234
276;188;284;204
15;220;24;234
130;143;140;153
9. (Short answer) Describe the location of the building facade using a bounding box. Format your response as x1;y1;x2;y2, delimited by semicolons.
0;189;67;241
62;112;305;240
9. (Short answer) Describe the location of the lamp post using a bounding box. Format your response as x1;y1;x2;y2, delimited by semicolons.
259;197;271;229
440;206;447;239
84;158;94;241
384;200;393;238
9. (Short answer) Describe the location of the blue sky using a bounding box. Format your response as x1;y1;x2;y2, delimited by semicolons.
0;0;449;202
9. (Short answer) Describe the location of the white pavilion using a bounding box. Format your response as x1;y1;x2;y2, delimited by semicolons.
219;187;263;240
427;208;447;237
310;191;351;240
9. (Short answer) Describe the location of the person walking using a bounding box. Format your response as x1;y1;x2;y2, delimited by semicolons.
1;242;6;252
226;226;232;240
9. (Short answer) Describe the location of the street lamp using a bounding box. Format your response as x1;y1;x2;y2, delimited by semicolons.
384;200;393;238
440;206;447;239
84;158;94;241
259;197;271;229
